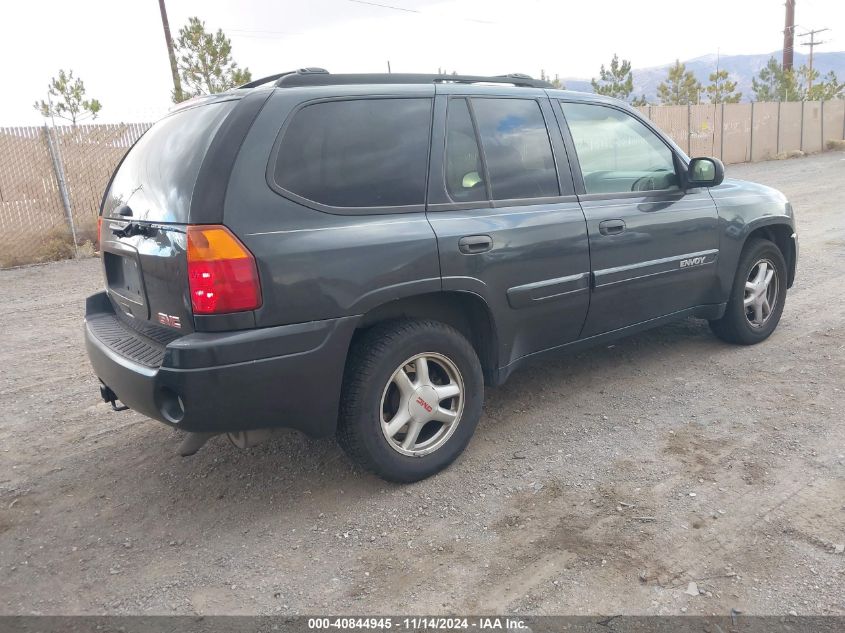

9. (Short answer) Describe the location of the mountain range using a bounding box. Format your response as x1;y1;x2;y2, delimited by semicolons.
561;50;845;102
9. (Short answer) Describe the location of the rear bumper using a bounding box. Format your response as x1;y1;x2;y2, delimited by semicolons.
84;292;358;436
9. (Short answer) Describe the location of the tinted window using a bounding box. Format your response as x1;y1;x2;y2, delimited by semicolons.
561;102;679;195
445;99;486;202
471;98;559;200
274;98;432;208
104;101;236;222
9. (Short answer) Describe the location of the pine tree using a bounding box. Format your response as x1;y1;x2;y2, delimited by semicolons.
174;17;252;102
795;65;820;100
33;69;102;125
540;69;564;89
807;70;845;100
751;57;799;102
657;60;702;105
591;54;634;101
751;57;780;101
706;69;742;103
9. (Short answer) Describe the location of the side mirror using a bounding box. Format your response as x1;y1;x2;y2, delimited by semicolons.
687;157;725;188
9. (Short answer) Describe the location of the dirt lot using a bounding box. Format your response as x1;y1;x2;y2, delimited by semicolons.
1;152;843;616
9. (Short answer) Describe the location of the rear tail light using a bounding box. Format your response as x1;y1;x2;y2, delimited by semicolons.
186;225;262;315
97;216;103;246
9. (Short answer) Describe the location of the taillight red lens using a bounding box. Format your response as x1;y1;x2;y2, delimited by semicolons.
186;225;262;315
97;216;102;246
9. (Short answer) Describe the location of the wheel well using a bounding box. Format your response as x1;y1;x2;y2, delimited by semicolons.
355;292;499;385
746;224;796;287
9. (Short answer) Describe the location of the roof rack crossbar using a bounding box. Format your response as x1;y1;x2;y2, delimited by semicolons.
270;70;552;89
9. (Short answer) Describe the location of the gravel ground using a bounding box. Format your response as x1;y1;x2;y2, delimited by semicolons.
0;152;843;616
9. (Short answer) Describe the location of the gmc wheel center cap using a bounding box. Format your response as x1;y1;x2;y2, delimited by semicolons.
409;385;438;421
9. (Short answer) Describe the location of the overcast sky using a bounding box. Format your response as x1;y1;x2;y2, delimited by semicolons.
1;0;842;125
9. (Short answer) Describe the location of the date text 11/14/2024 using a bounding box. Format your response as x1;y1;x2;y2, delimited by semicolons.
307;617;529;630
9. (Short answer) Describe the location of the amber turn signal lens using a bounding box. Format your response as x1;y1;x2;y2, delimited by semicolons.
186;225;262;315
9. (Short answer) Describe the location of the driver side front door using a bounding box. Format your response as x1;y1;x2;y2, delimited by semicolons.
556;101;720;337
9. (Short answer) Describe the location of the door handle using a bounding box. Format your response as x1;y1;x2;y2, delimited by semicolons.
458;234;493;254
599;219;626;236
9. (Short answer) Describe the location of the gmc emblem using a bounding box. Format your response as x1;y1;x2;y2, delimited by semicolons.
416;396;433;413
157;313;182;329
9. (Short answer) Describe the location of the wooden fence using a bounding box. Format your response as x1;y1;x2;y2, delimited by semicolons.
639;100;845;163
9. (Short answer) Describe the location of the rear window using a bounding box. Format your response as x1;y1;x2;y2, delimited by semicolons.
445;98;486;203
272;98;432;209
471;98;559;200
103;101;236;223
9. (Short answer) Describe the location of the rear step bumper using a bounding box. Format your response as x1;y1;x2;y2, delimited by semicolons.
84;292;358;436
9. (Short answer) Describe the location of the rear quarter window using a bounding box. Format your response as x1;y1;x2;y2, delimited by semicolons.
271;98;432;210
103;100;237;223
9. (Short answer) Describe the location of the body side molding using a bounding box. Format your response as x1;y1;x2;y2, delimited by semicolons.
593;249;719;289
506;272;590;309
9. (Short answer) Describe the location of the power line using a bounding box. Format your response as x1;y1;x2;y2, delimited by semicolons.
346;0;496;24
347;0;420;13
228;28;302;35
227;31;304;40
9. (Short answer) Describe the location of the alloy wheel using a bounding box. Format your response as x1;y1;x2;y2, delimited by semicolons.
379;353;465;457
744;258;779;328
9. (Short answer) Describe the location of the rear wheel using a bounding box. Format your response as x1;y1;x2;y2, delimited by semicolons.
709;238;787;345
337;320;484;482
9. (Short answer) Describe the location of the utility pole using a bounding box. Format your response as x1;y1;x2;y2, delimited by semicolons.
783;0;796;70
158;0;183;102
799;28;829;92
713;48;720;104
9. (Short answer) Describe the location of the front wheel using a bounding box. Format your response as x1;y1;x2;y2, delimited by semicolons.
709;238;788;345
337;320;484;482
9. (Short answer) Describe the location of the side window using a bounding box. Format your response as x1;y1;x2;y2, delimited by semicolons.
273;98;432;208
471;98;559;200
560;102;679;195
445;98;486;202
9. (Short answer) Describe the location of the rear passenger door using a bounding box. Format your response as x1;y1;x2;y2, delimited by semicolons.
555;101;720;337
427;87;590;369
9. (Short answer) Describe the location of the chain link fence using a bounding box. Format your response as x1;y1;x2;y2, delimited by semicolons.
0;122;151;268
1;101;844;269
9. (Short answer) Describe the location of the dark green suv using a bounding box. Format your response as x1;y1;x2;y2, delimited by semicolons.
85;69;797;481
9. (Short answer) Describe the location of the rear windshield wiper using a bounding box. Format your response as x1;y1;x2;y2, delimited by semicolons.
108;204;154;238
110;221;154;238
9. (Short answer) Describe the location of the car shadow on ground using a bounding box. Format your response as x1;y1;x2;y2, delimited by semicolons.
56;317;729;533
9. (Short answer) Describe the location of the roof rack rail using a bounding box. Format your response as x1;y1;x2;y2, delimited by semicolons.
238;68;330;89
266;69;552;89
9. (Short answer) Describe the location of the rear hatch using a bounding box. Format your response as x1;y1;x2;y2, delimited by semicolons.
99;98;239;336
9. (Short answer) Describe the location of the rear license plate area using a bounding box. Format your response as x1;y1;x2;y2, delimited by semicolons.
104;251;147;318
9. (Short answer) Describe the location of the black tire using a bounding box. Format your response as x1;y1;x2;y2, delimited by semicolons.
709;238;788;345
337;319;484;482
